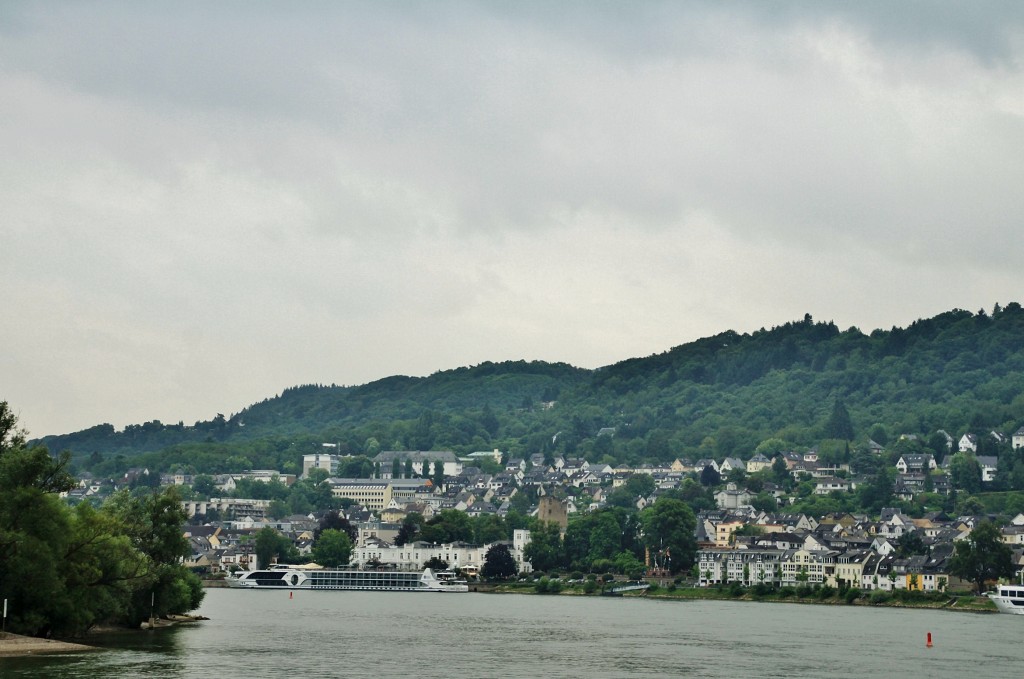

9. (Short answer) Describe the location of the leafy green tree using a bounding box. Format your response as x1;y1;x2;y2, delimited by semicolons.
950;452;982;494
755;438;789;456
481;543;517;579
424;556;449;571
255;527;294;569
857;467;894;514
868;424;889;447
395;513;424;546
94;486;203;628
268;499;289;519
420;510;473;544
605;486;639;509
825;398;855;440
480;404;500;437
311;529;352;568
926;432;949;463
639;498;697;574
613;550;645;577
191;474;216;498
700;465;722;487
896;530;927;557
625;473;656;498
587;511;624;564
771;455;791;485
725;467;747;485
751;491;778;512
431;460;446;488
0;416;77;635
950;521;1014;594
314;510;357;543
307;468;330;484
523;521;565;572
472;514;507;545
59;502;150;633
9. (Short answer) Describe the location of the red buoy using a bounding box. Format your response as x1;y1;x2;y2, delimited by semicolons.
927;632;932;648
289;591;293;600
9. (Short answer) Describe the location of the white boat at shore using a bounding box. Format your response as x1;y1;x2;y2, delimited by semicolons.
227;565;468;593
988;583;1024;614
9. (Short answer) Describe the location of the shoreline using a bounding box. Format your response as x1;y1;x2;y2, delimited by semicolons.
642;591;998;613
0;632;97;657
481;584;998;613
0;614;209;657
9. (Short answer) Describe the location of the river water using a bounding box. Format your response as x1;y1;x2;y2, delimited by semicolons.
2;589;1019;678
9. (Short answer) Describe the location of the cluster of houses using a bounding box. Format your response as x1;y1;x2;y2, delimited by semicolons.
62;427;1024;582
697;507;1024;591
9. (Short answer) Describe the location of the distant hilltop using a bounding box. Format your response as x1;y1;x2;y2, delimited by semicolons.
33;304;1024;471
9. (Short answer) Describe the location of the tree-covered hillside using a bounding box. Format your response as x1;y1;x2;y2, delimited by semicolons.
34;304;1024;477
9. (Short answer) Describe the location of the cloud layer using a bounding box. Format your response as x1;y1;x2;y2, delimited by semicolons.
3;2;1023;435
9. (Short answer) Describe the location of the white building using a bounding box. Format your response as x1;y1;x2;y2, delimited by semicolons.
373;451;464;479
303;453;340;478
697;548;783;586
352;537;531;574
958;433;978;453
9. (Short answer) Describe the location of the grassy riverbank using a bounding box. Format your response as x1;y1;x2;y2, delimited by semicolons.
484;580;998;613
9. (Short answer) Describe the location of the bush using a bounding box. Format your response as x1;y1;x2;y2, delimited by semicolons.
869;590;891;604
778;586;795;599
535;577;549;594
844;588;862;604
816;584;835;600
728;581;745;597
893;588;925;602
667;583;677;592
795;585;813;598
583;579;597;594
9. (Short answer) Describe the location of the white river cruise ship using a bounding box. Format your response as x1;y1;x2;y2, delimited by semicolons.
988;583;1024;614
228;565;469;592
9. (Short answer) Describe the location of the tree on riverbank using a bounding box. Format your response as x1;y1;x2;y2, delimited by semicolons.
311;529;352;567
639;498;697;574
950;521;1014;594
0;401;203;637
482;544;517;579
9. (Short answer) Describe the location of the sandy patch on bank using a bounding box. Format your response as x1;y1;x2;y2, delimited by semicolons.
0;632;96;656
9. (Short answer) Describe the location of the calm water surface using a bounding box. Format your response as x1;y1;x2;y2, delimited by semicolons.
2;589;1019;678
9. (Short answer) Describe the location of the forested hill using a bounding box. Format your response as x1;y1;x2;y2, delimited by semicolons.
35;360;588;456
34;304;1024;471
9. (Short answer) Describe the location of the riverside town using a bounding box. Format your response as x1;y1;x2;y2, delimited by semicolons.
59;438;1024;609
7;308;1024;645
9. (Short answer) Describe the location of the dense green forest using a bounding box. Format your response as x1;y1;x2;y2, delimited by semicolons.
35;305;1024;480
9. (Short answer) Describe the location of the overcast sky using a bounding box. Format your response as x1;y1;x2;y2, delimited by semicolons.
3;2;1023;437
